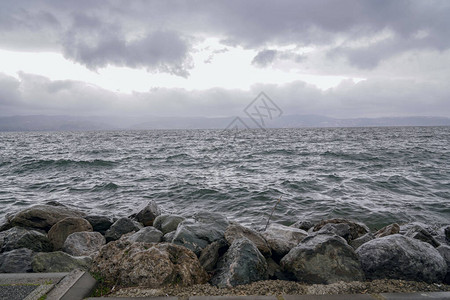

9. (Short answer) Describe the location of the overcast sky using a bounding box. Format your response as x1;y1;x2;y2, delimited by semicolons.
1;0;449;118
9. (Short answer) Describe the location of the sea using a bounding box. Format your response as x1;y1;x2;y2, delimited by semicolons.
0;126;449;230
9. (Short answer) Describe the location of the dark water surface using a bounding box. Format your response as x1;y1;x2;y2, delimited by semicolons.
0;127;449;229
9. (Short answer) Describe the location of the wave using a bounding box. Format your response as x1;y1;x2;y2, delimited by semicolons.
13;158;116;174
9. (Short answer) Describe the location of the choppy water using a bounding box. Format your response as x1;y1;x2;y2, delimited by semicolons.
0;127;449;230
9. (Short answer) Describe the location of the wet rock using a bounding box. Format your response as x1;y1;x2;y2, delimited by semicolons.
349;233;374;250
127;227;163;243
315;223;351;241
84;215;113;235
225;223;271;257
356;234;446;283
153;214;185;234
262;223;307;258
135;200;161;226
32;251;92;272
90;240;208;288
281;234;364;284
313;218;369;241
291;220;314;231
163;231;176;243
0;220;12;232
48;217;93;250
266;257;293;281
404;223;440;248
437;245;450;284
0;227;52;253
7;204;85;231
375;223;400;238
0;248;35;273
211;237;268;287
105;218;143;242
63;231;106;256
445;226;450;243
198;239;228;272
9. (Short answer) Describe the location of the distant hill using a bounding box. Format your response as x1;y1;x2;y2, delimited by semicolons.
0;115;112;131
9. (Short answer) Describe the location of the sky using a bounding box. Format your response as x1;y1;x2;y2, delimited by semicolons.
0;0;450;119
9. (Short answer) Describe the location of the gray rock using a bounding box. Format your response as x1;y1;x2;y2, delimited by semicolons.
266;257;293;280
135;200;161;226
399;222;439;235
225;223;271;257
105;217;143;242
356;234;446;283
315;223;351;241
313;219;369;241
291;220;314;231
445;226;450;243
153;214;185;234
437;245;450;284
405;224;440;248
63;231;106;256
7;204;85;231
127;227;163;243
0;248;35;273
262;223;307;258
32;251;92;272
48;217;93;250
349;233;374;250
375;223;400;238
84;215;113;235
199;239;228;272
211;237;268;287
163;231;176;243
281;234;364;284
0;227;52;253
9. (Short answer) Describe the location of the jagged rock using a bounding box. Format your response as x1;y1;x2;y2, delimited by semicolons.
63;231;106;256
105;218;143;242
266;257;293;280
315;223;351;241
84;215;113;235
437;245;450;284
90;240;208;287
262;223;307;258
32;251;92;272
199;239;228;272
153;214;185;234
445;226;450;244
375;223;400;238
225;223;271;257
356;234;446;283
281;234;364;284
313;219;369;241
291;220;314;231
0;227;52;253
0;220;12;232
127;227;163;243
7;204;85;231
135;200;161;226
349;233;374;250
405;224;440;248
0;248;35;273
48;217;93;250
163;231;176;242
211;237;268;287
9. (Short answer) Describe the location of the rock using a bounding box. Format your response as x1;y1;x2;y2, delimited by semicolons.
63;231;106;256
356;234;446;283
262;223;307;258
7;204;85;231
84;215;113;235
315;223;351;241
163;231;176;243
291;220;314;231
437;245;450;284
153;214;185;234
0;219;12;232
445;226;450;243
281;234;364;284
405;224;440;248
211;237;268;287
225;223;271;257
0;227;52;253
127;227;163;243
48;217;93;250
32;251;92;272
0;248;35;273
135;200;161;226
349;233;374;250
375;223;400;238
199;239;228;272
193;211;229;230
104;218;143;242
313;219;369;241
44;200;66;207
90;240;208;288
266;257;293;280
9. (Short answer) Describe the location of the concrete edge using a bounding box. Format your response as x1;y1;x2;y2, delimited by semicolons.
24;283;55;300
46;269;97;300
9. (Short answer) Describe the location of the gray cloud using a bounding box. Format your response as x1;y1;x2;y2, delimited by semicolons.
252;50;277;67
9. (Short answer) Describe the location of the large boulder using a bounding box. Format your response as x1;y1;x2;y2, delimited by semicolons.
32;251;92;272
84;215;113;235
127;227;163;243
291;220;315;231
0;248;35;273
198;239;228;272
225;223;271;257
48;217;93;250
349;233;374;250
312;219;369;241
211;237;268;287
153;214;185;234
0;227;52;253
262;223;307;258
375;223;400;238
404;224;440;248
280;234;365;284
90;240;208;288
314;223;351;241
104;218;143;242
437;245;450;284
356;234;446;283
7;204;85;231
63;231;106;257
134;200;161;226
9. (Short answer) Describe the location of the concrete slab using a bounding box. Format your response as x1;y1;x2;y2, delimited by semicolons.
380;292;450;299
284;295;376;300
46;269;96;300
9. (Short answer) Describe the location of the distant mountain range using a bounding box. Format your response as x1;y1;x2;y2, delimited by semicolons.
0;114;449;131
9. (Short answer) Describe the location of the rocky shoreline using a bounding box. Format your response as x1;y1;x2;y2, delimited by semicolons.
0;200;449;297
